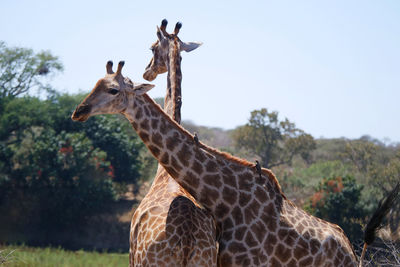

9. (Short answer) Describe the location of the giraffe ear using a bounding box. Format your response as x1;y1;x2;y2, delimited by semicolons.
180;41;203;52
132;83;155;95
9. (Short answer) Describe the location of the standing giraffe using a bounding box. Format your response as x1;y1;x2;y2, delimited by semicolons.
129;20;218;266
72;61;361;266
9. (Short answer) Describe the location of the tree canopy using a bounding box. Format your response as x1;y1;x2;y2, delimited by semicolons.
0;42;144;246
0;41;63;98
232;108;316;169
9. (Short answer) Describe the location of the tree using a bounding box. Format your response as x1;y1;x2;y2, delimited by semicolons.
0;41;63;98
232;108;316;169
0;96;53;142
0;93;145;184
0;43;143;248
341;140;379;173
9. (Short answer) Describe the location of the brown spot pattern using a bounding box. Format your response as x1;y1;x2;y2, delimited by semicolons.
160;152;169;165
177;143;190;167
203;174;222;188
206;160;218;172
166;132;180;151
222;174;237;188
151;132;163;147
139;131;150;142
222;186;237;205
232;206;244;225
191;160;203;175
238;192;252;206
275;243;291;263
183;171;199;188
199;186;219;207
151;118;159;129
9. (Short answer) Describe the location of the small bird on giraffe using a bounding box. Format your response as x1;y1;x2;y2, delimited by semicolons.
193;132;199;145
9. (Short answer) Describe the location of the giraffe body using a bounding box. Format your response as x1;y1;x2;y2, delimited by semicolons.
123;94;358;267
72;62;358;266
129;20;217;266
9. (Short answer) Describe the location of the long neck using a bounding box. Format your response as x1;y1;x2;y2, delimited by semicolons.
123;94;283;218
152;41;183;187
164;41;182;123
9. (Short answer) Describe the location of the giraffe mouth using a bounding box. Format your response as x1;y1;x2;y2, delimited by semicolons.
71;104;91;122
143;69;157;81
143;64;167;81
73;115;89;122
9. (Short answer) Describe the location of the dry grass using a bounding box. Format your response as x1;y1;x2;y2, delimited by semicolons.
358;237;400;267
0;249;16;265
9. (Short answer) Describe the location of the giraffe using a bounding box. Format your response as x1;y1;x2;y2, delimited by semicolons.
129;19;218;266
71;61;361;266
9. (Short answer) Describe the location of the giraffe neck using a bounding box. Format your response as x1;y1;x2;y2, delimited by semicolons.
164;40;182;123
123;94;284;217
152;40;182;188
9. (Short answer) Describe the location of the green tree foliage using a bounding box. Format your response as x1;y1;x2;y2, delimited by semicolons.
311;138;350;162
342;139;379;173
340;136;397;174
340;137;400;202
0;41;63;98
277;160;355;203
0;93;143;183
372;151;400;190
81;115;142;182
0;96;52;141
232;108;316;168
0;94;144;246
305;176;367;243
0;130;115;231
0;42;144;247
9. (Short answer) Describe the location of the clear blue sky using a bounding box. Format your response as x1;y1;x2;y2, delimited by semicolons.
1;0;399;142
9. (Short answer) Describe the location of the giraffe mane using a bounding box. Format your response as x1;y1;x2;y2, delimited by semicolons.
143;94;287;200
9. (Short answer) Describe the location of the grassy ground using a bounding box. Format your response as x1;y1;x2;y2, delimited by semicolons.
0;245;128;267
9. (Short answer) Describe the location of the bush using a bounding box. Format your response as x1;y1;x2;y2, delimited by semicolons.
0;129;116;243
305;175;367;243
274;160;355;205
80;115;142;183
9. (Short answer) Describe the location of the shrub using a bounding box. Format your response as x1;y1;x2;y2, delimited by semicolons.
305;175;367;243
0;130;116;242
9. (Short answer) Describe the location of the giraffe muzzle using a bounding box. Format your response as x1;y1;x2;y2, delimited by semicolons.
143;68;157;81
71;104;91;122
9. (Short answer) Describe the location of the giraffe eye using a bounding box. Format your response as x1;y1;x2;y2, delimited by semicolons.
108;88;119;95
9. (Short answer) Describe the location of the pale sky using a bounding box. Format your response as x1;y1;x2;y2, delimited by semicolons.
1;0;399;142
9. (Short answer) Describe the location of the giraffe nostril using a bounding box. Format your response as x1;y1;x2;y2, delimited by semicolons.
73;104;91;118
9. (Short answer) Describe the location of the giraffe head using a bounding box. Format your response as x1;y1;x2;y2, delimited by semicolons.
143;19;202;81
71;61;154;122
